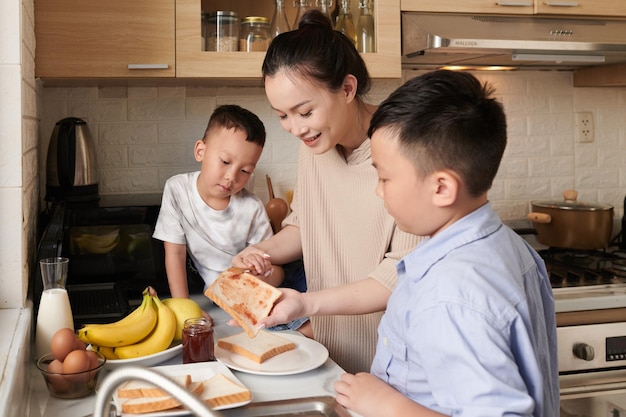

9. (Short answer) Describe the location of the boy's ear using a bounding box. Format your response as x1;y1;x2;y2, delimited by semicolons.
432;170;459;208
194;139;206;162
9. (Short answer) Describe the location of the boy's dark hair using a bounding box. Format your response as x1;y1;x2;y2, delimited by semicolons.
369;70;507;197
262;9;371;98
204;104;266;147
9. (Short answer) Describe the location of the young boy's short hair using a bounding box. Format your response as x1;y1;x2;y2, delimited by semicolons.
368;70;507;198
204;104;266;147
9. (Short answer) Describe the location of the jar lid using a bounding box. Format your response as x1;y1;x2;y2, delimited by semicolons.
242;16;270;25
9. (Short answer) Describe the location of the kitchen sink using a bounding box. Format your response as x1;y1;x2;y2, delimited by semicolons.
220;396;351;417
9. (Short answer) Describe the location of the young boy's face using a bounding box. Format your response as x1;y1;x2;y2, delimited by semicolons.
371;127;435;237
194;126;263;209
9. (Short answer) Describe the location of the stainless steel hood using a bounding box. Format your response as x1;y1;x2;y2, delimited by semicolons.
402;13;626;70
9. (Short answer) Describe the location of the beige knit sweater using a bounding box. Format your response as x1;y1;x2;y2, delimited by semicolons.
283;140;423;373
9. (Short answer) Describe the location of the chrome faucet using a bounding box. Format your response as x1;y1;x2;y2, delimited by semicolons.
93;366;224;417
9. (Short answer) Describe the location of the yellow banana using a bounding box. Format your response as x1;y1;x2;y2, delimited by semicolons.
90;345;119;360
77;290;157;347
113;294;177;359
75;233;120;254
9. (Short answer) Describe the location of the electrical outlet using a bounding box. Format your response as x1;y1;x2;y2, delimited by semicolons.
576;111;594;143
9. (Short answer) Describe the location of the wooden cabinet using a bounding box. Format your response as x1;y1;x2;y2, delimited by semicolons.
35;0;399;80
401;0;626;16
35;0;175;78
176;0;401;79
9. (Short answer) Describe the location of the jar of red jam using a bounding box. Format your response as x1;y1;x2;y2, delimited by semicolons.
182;317;215;364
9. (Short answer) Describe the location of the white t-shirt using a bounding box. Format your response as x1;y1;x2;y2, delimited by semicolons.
153;171;273;288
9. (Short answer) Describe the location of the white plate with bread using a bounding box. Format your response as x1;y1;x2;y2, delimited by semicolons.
112;361;251;416
215;331;329;376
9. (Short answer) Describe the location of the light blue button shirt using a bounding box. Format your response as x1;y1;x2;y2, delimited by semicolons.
371;203;559;417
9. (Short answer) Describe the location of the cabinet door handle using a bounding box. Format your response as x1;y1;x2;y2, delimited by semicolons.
127;64;170;70
543;1;579;6
496;1;533;6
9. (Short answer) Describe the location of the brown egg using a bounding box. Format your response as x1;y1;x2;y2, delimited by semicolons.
50;328;78;361
63;349;90;382
85;350;100;378
46;359;70;393
74;338;87;351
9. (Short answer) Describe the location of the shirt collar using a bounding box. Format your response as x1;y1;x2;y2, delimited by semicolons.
398;202;503;282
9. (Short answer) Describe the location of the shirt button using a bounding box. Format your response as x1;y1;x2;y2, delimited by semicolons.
383;337;388;345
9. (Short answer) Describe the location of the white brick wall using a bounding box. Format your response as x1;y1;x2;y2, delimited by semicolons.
40;71;626;222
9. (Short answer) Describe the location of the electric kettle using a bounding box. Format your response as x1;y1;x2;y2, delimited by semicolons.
45;117;99;203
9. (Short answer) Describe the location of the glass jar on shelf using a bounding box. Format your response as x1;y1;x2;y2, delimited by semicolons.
313;0;333;21
206;10;239;51
270;0;291;39
335;0;356;46
293;0;314;29
240;16;272;52
357;0;375;52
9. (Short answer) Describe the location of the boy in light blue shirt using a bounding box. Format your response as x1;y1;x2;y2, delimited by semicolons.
334;70;559;417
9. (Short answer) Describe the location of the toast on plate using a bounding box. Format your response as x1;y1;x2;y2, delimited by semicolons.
117;374;191;398
205;267;282;337
119;373;251;414
217;330;296;363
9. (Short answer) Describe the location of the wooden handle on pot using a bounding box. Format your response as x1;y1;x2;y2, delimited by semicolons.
563;189;578;202
527;212;552;224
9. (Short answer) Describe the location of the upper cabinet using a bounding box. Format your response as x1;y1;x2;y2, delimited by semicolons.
35;0;400;80
401;0;626;16
177;0;400;79
35;0;176;78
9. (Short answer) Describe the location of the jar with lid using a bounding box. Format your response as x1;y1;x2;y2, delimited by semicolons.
240;16;271;52
182;317;215;364
206;11;239;51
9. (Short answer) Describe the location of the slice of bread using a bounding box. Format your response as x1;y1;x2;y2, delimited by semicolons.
120;379;205;414
200;373;252;408
205;267;282;337
217;330;296;363
117;374;192;398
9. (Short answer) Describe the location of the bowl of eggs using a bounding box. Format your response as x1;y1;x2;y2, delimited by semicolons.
36;328;106;399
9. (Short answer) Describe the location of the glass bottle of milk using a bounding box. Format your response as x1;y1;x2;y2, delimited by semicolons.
35;257;74;359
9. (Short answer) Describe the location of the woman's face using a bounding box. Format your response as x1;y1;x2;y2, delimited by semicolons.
265;70;349;155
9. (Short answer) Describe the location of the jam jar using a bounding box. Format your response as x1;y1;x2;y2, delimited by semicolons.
182;317;215;363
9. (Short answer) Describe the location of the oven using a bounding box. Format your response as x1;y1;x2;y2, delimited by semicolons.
539;247;626;416
34;195;204;329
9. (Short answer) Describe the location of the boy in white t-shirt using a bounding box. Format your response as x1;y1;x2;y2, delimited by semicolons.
153;105;284;301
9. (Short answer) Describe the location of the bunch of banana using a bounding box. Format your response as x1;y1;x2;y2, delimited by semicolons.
74;229;120;254
79;287;177;360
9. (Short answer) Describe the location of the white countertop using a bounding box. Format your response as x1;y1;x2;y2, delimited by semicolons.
31;295;359;417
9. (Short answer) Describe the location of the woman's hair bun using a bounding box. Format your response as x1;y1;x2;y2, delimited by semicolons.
298;9;333;31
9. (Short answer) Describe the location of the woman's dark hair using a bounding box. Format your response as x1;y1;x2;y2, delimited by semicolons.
262;9;370;97
204;104;266;147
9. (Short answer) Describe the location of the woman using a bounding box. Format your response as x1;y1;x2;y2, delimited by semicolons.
234;10;423;373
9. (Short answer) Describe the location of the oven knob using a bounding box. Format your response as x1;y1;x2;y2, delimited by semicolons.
573;343;595;361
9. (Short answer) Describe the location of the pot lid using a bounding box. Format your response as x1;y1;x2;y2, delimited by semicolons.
531;190;613;211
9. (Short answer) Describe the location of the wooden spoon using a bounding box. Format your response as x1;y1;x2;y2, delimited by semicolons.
265;175;289;233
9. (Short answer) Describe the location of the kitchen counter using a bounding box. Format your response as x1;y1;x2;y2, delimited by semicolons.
30;295;359;417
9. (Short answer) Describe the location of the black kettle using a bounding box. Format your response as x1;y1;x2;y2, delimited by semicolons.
45;117;99;203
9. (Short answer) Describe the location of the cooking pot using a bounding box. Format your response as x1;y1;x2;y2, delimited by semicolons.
45;117;99;203
528;190;614;250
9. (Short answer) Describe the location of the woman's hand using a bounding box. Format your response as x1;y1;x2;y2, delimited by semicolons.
233;246;273;277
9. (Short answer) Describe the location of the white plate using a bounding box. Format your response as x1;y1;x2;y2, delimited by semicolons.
102;343;183;370
215;332;329;376
112;362;251;416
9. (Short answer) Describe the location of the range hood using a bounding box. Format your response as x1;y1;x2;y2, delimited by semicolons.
402;13;626;70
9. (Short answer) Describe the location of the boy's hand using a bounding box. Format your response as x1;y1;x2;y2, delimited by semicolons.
334;372;397;417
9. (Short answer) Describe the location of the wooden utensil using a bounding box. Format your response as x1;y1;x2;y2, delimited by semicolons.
265;175;289;233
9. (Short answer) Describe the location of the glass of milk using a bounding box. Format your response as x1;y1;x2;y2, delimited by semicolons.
35;257;74;359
